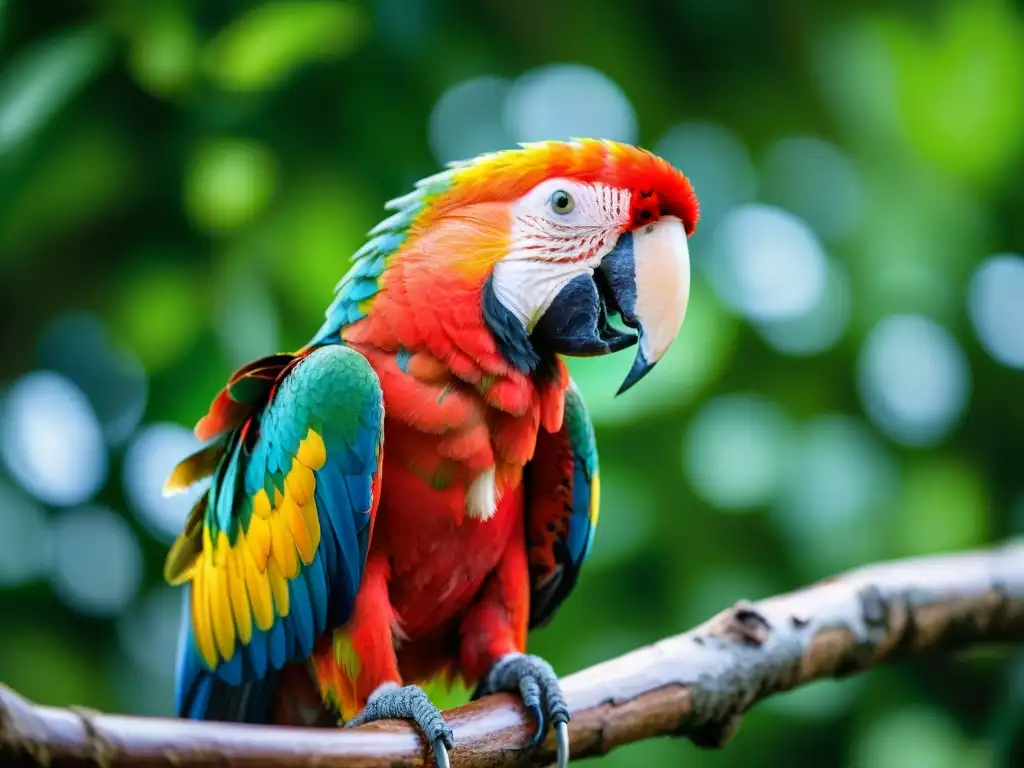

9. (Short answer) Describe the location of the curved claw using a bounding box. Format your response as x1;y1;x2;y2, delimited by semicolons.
433;737;451;768
347;683;454;766
483;653;571;761
555;721;569;768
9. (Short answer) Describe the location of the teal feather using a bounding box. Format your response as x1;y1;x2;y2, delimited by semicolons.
175;345;385;723
526;378;600;629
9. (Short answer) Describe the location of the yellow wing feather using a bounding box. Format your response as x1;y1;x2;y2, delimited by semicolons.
297;430;327;469
267;557;290;617
246;513;272;570
301;498;321;558
225;543;253;645
243;547;274;631
182;427;333;669
191;558;218;669
209;533;237;661
251;487;272;519
269;509;300;580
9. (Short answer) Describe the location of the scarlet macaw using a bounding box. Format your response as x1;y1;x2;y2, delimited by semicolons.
164;139;698;767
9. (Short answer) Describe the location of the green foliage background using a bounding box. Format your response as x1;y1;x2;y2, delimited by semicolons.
1;1;1023;766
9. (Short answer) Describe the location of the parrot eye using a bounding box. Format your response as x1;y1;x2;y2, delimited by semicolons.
549;190;575;215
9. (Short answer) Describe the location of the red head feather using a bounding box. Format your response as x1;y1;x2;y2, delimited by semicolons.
413;139;700;238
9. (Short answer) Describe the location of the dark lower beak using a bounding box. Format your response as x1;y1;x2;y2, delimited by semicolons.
531;216;691;395
529;272;637;358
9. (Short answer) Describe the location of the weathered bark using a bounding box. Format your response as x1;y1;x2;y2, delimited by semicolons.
2;540;1022;767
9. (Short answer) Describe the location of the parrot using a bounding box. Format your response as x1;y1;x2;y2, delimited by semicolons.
163;138;699;768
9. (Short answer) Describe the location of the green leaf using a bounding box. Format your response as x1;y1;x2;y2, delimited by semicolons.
888;2;1024;188
889;456;990;557
109;258;206;373
0;26;112;160
203;1;367;92
0;122;135;258
124;1;200;97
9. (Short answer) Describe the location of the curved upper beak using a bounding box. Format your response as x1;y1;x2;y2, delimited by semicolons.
529;215;691;395
601;215;691;394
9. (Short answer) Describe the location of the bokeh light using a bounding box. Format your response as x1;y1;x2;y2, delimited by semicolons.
36;311;148;446
0;484;52;586
428;75;511;166
50;505;143;617
212;264;281;368
503;63;638;145
849;707;990;768
858;315;971;447
584;469;656;570
772;414;898;575
708;205;828;323
967;253;1024;370
754;257;852;356
123;423;206;543
760;135;863;241
116;586;183;680
0;370;108;507
184;138;278;234
684;393;794;511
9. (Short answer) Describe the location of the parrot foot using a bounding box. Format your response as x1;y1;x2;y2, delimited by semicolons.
346;683;454;768
479;653;570;768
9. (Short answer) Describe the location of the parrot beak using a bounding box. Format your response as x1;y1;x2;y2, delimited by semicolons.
599;215;691;395
529;215;691;395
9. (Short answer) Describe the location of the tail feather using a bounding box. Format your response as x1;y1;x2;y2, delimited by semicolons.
175;590;279;723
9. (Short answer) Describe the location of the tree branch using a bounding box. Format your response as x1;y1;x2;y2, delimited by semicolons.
2;541;1023;767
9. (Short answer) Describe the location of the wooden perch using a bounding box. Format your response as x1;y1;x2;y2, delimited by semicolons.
2;540;1023;767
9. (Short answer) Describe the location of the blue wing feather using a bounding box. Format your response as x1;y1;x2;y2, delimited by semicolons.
525;378;599;629
171;343;384;723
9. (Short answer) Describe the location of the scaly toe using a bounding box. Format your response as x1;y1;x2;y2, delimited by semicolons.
484;653;570;754
347;683;454;760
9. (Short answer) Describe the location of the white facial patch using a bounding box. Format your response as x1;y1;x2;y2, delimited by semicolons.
491;179;631;331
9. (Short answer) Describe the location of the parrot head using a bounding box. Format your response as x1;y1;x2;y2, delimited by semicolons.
325;139;699;394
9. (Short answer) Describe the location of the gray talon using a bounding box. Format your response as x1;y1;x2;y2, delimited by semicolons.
556;721;569;768
433;736;451;768
482;653;570;763
347;684;454;763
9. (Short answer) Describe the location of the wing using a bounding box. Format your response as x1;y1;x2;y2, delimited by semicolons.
164;344;384;721
524;378;599;629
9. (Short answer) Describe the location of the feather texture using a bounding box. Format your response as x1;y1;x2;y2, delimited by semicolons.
166;344;384;721
525;379;599;628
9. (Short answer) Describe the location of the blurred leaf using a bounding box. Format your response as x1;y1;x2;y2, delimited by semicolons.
123;1;199;97
184;138;278;234
109;259;205;373
0;623;114;709
258;174;377;324
0;25;112;161
882;1;1024;188
889;456;990;556
812;19;905;150
851;159;992;331
849;707;993;768
420;676;473;712
203;1;367;93
1;122;135;258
